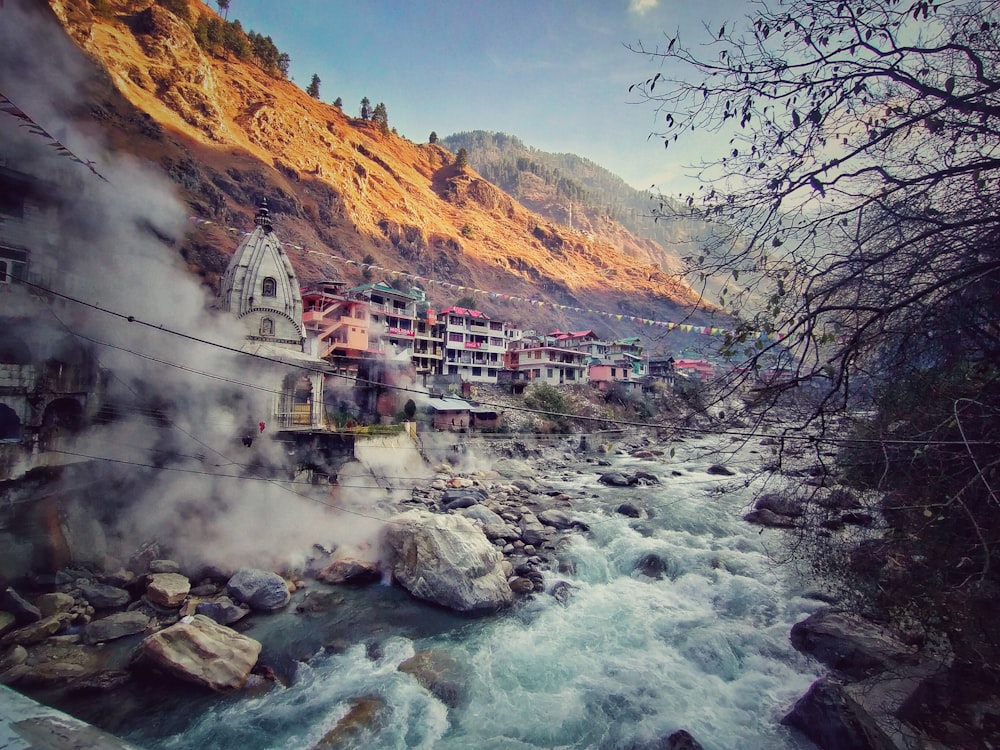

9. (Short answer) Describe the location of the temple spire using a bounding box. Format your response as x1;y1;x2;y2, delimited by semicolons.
254;199;272;233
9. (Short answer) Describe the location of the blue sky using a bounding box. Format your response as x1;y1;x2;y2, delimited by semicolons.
225;0;749;193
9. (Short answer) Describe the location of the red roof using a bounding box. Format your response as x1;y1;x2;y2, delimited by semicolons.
554;329;597;341
439;306;490;320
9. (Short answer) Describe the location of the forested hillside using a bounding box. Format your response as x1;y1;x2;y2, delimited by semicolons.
441;130;706;277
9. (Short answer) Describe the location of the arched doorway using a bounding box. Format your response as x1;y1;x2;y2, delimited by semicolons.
0;403;21;441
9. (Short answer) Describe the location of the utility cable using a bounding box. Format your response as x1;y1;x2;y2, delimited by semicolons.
15;277;998;447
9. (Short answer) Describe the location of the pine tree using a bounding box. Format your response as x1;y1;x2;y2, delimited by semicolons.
217;0;230;20
333;97;343;109
359;97;372;120
306;73;321;99
371;102;389;134
428;131;438;144
455;147;468;169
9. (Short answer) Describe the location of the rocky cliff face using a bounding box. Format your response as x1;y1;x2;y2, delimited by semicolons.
44;0;711;334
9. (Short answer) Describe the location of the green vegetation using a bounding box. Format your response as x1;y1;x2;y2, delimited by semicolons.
186;8;290;79
306;73;321;99
455;147;468;169
371;102;389;134
428;131;438;144
359;97;372;120
524;383;570;432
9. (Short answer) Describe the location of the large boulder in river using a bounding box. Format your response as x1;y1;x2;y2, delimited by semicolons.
790;608;918;679
226;568;290;612
141;614;261;691
380;510;513;613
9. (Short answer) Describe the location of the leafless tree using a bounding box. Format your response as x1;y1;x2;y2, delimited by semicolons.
631;0;1000;672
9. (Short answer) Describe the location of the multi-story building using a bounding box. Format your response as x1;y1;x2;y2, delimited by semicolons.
411;305;442;375
0;166;101;478
301;280;370;371
348;281;422;360
505;337;589;385
553;330;607;359
438;306;507;383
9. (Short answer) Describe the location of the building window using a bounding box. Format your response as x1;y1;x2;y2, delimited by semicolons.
547;368;554;379
260;317;275;336
449;332;464;342
262;277;277;297
473;367;482;377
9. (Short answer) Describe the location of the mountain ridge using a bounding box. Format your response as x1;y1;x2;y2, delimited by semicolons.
37;0;719;344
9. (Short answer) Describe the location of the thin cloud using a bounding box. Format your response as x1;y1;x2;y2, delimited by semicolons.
629;0;660;15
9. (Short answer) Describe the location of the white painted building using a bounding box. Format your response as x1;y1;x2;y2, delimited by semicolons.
438;306;507;383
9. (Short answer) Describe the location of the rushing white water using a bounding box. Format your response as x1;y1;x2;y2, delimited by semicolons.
121;434;822;750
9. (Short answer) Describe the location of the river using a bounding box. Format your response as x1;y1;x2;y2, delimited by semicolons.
37;431;823;749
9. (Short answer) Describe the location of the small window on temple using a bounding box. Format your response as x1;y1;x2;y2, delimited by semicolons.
262;277;277;297
260;317;275;336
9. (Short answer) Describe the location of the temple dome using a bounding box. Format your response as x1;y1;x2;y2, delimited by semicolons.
218;201;304;345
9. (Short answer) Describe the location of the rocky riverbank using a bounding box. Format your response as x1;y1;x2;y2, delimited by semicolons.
0;424;982;749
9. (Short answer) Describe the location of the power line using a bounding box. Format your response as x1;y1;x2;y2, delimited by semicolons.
15;277;998;447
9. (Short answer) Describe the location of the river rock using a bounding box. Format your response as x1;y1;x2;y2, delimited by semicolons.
148;559;181;574
537;509;575;530
0;644;27;674
706;464;736;476
35;592;76;618
1;587;42;625
84;611;151;644
635;553;672;580
782;677;880;750
0;613;71;647
457;504;513;540
599;471;634;487
519;520;549;547
380;510;513;613
663;729;705;750
195;596;250;625
754;492;804;517
312;696;388;749
146;573;191;608
743;508;798;528
226;568;290;612
141;614;261;691
441;487;487;510
790;608;917;679
398;649;466;708
79;583;131;609
616;502;643;518
314;557;381;585
15;639;102;688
